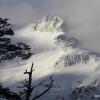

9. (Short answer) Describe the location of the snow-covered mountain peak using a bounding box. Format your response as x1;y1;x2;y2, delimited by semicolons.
32;15;64;32
1;16;100;100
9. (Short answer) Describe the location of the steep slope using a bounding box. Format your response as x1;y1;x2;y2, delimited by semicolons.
1;16;100;100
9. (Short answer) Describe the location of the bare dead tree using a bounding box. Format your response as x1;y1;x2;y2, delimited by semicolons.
18;63;35;100
18;63;54;100
24;63;34;100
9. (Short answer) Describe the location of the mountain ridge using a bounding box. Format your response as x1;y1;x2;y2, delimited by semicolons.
1;16;100;100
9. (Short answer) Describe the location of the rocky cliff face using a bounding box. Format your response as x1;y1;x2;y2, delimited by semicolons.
32;15;63;32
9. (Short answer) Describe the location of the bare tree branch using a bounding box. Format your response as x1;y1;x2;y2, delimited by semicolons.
32;76;54;100
18;63;54;100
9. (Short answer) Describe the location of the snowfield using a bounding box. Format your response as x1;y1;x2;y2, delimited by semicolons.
1;16;100;100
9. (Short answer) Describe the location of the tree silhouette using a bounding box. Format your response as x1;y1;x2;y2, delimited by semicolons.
18;63;54;100
0;18;32;62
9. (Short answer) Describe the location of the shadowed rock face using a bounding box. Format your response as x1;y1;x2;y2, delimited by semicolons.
55;34;77;50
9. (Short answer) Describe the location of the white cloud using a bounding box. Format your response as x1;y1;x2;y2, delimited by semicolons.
0;0;100;52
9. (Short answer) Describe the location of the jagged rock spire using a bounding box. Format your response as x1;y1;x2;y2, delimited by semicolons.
32;15;64;32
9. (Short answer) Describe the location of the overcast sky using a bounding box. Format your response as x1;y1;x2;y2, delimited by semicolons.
1;0;100;53
0;0;99;25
